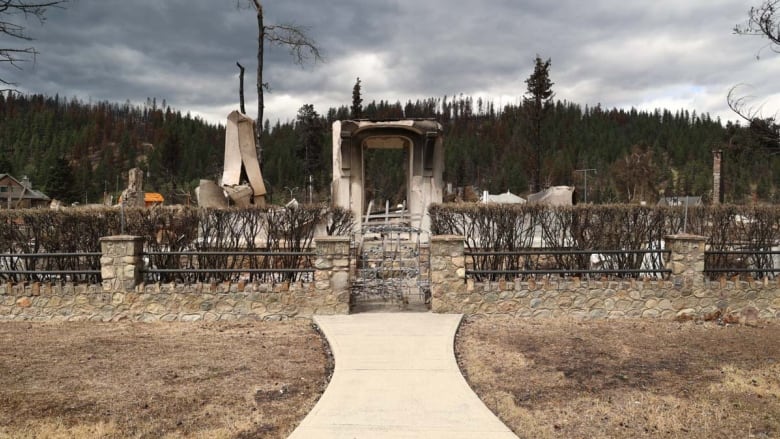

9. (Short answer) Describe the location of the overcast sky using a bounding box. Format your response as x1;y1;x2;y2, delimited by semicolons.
4;0;779;126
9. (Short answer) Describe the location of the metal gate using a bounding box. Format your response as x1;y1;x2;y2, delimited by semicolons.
350;225;431;311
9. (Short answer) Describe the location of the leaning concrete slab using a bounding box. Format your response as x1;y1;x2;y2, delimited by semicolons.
288;313;517;439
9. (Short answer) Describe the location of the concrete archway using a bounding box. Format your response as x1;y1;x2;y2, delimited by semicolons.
331;119;445;232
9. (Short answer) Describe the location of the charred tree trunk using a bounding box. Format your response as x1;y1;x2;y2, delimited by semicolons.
236;62;246;114
254;1;265;173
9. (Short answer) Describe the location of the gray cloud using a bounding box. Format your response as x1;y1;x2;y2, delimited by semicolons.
3;0;778;125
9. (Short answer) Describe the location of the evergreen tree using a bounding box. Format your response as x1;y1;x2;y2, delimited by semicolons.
0;156;12;174
44;157;78;203
523;56;554;192
351;77;363;119
295;104;325;188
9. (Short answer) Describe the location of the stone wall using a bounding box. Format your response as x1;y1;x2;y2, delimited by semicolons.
430;234;780;320
0;236;350;322
5;232;780;321
0;281;340;322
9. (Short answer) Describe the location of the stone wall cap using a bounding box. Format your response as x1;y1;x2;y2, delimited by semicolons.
100;235;145;242
431;235;466;242
665;233;707;241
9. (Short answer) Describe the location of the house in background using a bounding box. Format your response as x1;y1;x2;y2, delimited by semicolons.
0;174;51;209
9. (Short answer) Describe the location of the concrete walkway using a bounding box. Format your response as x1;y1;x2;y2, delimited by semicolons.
288;313;518;439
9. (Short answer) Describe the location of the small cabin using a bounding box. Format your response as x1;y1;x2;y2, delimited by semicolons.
0;174;50;209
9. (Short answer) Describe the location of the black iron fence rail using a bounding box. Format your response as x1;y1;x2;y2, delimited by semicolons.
704;249;780;278
705;249;780;255
146;268;314;274
705;268;780;273
464;249;670;280
465;249;670;256
467;269;672;276
0;252;102;283
142;250;316;283
144;251;316;257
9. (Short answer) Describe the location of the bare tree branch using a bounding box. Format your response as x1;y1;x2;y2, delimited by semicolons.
734;1;780;56
265;24;323;65
731;3;780;152
0;0;68;89
727;84;780;152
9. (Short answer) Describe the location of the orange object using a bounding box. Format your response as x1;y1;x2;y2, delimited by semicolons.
144;192;164;206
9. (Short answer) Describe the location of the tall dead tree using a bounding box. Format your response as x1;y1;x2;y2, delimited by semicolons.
236;61;246;114
247;0;322;172
0;0;68;91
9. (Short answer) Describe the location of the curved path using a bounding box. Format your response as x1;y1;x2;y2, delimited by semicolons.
288;313;517;438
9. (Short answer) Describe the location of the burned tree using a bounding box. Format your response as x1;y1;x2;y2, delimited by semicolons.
236;61;246;114
246;1;322;172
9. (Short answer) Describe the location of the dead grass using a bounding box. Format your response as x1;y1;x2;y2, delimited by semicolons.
456;316;780;439
0;320;330;439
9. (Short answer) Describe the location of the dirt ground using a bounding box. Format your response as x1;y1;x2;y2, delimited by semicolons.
456;316;780;439
0;320;331;439
5;317;780;439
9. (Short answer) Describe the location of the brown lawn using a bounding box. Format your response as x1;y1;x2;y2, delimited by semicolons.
4;316;779;439
0;320;331;439
456;316;780;439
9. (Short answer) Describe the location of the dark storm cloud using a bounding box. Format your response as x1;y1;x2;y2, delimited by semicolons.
3;0;779;124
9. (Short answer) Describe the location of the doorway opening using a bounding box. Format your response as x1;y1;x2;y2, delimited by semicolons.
363;146;409;217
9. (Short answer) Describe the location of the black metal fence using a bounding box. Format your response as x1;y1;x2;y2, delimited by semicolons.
705;248;780;280
0;252;102;283
142;250;315;283
465;249;671;281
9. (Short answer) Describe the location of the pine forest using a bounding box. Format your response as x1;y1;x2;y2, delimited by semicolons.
1;92;778;206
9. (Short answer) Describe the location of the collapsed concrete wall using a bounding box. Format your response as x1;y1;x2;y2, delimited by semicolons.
198;111;266;208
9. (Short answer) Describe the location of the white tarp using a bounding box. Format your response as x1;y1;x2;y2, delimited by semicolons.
483;190;526;204
527;186;575;206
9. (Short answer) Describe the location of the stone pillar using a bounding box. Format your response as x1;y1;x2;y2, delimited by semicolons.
430;235;467;313
666;234;707;290
100;235;145;292
314;236;351;314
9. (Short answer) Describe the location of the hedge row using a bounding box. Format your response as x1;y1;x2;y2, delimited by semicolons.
0;205;354;283
428;203;780;279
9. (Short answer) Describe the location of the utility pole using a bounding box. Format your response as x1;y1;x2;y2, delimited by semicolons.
574;168;596;204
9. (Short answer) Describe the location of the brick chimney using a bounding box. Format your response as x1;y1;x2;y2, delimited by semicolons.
712;149;722;204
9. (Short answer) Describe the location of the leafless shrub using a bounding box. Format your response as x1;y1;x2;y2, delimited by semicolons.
0;205;351;283
325;206;354;236
430;203;780;280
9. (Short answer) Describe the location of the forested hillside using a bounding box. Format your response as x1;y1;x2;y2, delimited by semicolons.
1;93;777;205
0;94;224;204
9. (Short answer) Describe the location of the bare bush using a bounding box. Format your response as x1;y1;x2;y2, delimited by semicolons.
430;203;780;280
